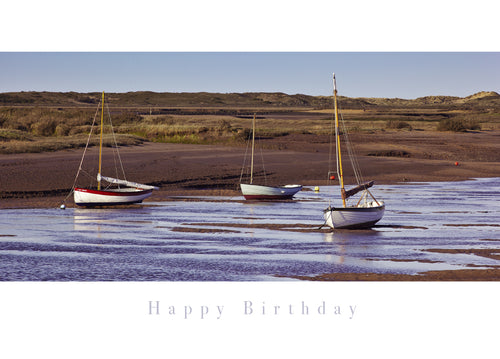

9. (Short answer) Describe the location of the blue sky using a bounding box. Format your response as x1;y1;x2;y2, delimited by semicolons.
0;52;499;98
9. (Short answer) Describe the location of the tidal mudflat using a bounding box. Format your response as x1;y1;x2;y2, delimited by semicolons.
1;178;499;281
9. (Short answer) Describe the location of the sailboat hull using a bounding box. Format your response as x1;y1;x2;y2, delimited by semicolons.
323;203;385;229
74;187;153;206
240;183;302;200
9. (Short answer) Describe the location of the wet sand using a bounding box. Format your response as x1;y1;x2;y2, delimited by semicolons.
284;268;500;281
172;222;500;281
2;130;500;209
286;245;500;280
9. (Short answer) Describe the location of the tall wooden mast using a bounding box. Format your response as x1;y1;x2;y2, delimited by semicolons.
333;73;346;207
250;113;256;184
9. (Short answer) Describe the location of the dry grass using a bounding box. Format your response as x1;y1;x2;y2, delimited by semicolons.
117;114;329;144
1;101;499;153
0;134;145;154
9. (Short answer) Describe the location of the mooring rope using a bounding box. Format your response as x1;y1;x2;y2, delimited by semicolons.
239;130;252;183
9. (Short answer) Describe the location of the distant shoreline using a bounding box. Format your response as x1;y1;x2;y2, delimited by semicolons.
1;90;499;108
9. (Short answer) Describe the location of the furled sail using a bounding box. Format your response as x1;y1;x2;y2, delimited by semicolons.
341;180;374;200
98;174;159;190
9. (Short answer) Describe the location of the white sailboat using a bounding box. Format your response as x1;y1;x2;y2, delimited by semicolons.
323;74;385;229
239;114;302;200
73;92;158;206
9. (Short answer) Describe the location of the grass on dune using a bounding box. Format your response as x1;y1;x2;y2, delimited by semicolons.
1;107;499;154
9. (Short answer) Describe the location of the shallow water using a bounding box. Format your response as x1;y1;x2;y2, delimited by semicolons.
1;178;499;281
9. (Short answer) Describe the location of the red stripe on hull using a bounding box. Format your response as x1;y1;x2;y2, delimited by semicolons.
74;188;152;197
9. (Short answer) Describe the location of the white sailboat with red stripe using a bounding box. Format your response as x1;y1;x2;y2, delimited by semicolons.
74;175;157;206
72;92;158;207
239;114;302;200
323;74;385;229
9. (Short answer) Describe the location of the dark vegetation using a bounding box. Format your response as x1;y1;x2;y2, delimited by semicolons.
1;90;499;109
436;118;482;132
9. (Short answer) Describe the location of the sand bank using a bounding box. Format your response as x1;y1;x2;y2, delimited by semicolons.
2;129;500;209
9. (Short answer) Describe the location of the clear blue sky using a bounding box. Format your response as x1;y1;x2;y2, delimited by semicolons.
0;52;499;98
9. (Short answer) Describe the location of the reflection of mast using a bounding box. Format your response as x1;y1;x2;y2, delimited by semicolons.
97;91;104;191
333;73;346;207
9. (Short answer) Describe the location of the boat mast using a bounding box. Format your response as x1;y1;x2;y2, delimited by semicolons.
250;113;256;184
97;91;104;191
333;74;346;207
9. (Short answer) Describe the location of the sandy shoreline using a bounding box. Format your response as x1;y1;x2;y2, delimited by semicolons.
2;130;500;209
282;268;500;281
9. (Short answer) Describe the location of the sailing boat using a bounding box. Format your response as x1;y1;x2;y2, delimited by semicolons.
239;114;302;200
73;92;158;206
323;74;385;229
